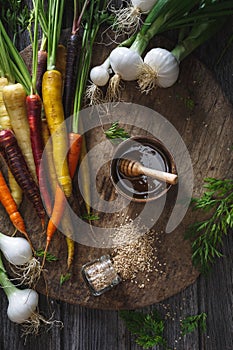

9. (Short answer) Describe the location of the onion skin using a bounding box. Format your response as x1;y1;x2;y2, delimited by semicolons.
0;233;32;266
7;288;39;324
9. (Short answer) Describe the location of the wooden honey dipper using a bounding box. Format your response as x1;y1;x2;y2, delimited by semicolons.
119;159;178;185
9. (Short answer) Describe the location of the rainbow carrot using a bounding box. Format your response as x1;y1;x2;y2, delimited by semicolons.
0;170;30;241
0;77;23;206
68;132;82;178
0;129;45;225
36;49;47;98
56;44;67;83
2;83;37;181
42;132;82;267
8;170;22;208
26;94;43;180
42;70;72;197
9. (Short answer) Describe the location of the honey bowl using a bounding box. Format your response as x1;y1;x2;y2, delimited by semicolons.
110;136;177;203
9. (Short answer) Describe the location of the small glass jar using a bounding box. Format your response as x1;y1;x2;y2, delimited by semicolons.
81;255;122;296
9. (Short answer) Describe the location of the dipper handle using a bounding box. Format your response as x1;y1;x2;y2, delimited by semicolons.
119;159;178;185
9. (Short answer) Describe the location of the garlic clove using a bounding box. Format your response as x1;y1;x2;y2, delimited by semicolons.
7;288;39;324
0;233;32;265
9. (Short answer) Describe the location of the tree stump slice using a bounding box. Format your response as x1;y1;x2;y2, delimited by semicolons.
1;37;232;310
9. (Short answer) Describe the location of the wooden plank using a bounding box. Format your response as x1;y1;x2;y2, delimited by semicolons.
0;2;232;350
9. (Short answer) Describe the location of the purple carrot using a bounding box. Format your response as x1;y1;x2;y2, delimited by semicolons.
0;129;46;225
63;0;89;119
36;49;47;98
62;32;81;119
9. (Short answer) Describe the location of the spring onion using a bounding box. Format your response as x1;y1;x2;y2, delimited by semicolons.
0;252;38;324
111;0;158;35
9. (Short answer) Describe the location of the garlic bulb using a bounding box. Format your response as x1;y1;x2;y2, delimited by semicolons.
90;57;110;87
109;47;143;81
7;288;39;324
143;48;179;88
132;0;157;13
90;66;110;86
0;232;32;265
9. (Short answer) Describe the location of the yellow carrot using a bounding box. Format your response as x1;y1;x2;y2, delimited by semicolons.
2;83;37;181
42;70;72;197
41;119;57;196
0;77;11;130
56;44;67;83
79;130;91;215
8;170;23;207
0;78;23;206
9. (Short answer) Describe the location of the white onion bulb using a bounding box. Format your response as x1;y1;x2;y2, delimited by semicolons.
132;0;157;13
7;288;39;324
109;47;143;81
0;233;32;265
143;48;179;88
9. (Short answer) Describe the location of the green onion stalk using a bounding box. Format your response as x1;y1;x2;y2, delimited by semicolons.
0;20;31;94
71;0;110;215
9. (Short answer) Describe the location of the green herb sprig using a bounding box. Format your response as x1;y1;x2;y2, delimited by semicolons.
120;310;169;350
186;177;233;273
82;213;100;221
104;122;130;142
181;313;207;336
36;249;58;262
60;273;71;285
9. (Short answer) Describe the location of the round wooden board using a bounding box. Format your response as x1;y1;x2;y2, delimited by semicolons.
1;37;232;310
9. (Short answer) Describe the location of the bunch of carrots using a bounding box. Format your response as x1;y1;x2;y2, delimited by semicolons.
0;0;109;273
0;0;232;278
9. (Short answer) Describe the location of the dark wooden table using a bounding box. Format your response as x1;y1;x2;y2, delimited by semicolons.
0;2;233;349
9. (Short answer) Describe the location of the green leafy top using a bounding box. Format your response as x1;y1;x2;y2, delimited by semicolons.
82;213;100;221
104;122;130;143
186;177;233;273
60;273;71;285
0;0;30;45
181;313;207;336
120;310;169;350
36;249;58;262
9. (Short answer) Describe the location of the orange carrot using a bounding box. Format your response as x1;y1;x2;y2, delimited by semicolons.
68;132;82;178
0;170;31;244
42;132;82;267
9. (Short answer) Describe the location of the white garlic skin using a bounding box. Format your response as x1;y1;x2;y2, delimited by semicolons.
0;233;32;265
132;0;157;13
7;288;39;324
144;48;179;88
90;66;110;86
110;47;143;81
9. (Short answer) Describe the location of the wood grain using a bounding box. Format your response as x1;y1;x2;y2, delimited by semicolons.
13;34;233;309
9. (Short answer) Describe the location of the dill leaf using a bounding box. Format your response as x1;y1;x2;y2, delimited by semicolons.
186;177;233;272
120;309;169;349
60;273;71;285
181;313;207;336
36;249;58;262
